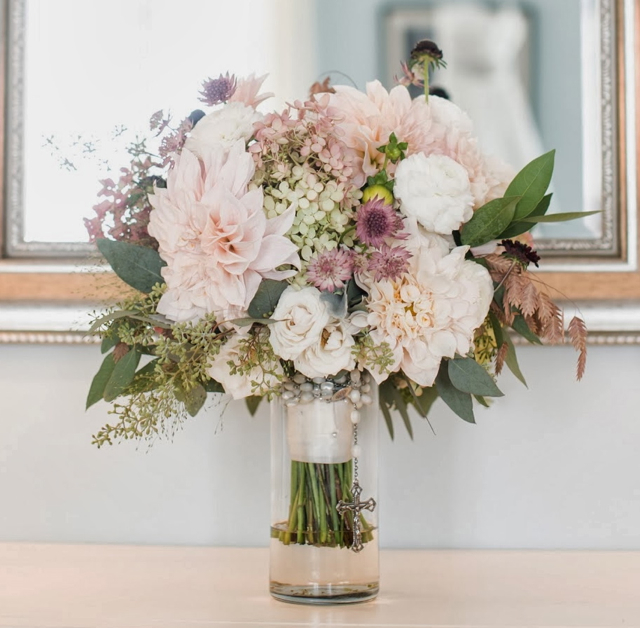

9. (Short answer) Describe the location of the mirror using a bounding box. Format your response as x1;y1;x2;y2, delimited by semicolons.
0;0;638;341
384;0;605;251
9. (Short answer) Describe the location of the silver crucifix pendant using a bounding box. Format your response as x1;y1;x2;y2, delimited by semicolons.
336;479;376;553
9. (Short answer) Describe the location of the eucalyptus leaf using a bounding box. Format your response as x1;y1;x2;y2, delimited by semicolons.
97;239;166;293
474;395;490;408
379;392;395;440
520;210;600;223
124;359;161;395
247;279;288;319
88;310;138;334
245;395;263;417
435;363;475;423
346;278;366;308
504;332;528;387
498;194;552;239
506;150;555;220
100;335;119;354
320;290;348;319
230;317;276;327
104;348;141;401
460;196;521;247
414;386;439;418
184;384;207;417
448;357;504;397
386;383;413;440
86;353;116;409
512;315;543;345
488;311;505;348
204;379;225;393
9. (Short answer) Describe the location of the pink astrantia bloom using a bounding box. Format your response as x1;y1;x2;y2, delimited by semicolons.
199;73;238;106
147;140;300;322
355;197;405;247
228;73;273;109
367;245;412;282
306;248;354;292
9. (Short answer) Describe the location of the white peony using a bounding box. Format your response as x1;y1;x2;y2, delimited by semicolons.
364;244;493;387
207;335;283;400
269;286;331;361
184;102;261;158
294;321;356;379
394;153;474;235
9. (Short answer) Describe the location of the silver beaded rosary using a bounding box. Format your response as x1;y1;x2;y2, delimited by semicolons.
281;369;377;552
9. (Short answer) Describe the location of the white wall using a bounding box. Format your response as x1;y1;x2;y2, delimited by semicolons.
1;342;639;549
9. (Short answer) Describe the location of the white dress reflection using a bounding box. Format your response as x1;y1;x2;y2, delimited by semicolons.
431;3;543;171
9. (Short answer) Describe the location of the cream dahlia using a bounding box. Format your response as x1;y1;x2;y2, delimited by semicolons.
363;245;493;386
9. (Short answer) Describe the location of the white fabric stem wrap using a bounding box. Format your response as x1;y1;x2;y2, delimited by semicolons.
286;399;353;464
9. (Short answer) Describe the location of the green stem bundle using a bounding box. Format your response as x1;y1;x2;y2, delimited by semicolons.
272;459;374;549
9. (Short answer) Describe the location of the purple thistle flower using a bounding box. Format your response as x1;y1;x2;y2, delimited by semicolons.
355;197;405;247
198;73;238;106
307;248;354;292
367;245;412;282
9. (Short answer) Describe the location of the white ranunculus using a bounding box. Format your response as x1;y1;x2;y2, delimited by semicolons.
294;322;356;379
184;102;261;158
394;153;474;234
269;287;331;361
207;335;283;400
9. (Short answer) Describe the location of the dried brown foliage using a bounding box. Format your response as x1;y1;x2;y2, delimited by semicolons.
567;316;588;380
483;254;588;377
309;77;336;96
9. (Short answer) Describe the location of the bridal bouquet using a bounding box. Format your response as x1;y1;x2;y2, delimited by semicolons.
85;43;588;446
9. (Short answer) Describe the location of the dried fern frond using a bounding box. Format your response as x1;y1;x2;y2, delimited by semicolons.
567;316;588;380
520;280;541;318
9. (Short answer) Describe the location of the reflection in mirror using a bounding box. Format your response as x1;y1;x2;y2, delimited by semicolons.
384;0;611;251
2;0;633;264
5;0;314;256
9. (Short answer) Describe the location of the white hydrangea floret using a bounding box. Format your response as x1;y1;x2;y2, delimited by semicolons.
394;153;475;234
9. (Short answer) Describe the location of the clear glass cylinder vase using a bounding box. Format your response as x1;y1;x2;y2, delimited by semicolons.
269;371;379;605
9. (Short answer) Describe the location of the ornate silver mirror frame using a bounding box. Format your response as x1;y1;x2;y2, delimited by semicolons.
0;0;638;344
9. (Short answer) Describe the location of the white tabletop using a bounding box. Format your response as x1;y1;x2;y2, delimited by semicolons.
1;544;639;627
